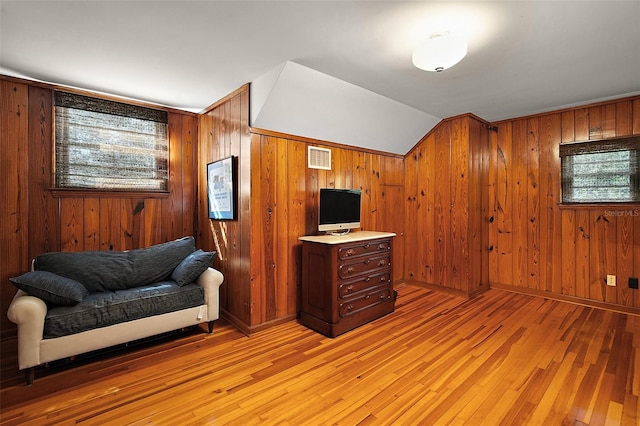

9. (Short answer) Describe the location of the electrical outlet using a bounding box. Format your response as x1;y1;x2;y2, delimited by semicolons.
630;277;639;289
607;275;616;287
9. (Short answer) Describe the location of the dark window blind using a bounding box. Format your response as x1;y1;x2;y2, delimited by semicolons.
560;136;639;203
54;92;169;191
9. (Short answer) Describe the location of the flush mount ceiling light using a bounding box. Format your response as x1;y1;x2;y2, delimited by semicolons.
412;32;468;72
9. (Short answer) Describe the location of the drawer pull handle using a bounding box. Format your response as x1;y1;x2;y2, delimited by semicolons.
345;249;356;257
365;259;371;265
380;294;386;300
378;260;386;266
346;285;354;293
380;277;386;282
346;304;354;311
364;277;371;282
378;244;385;250
346;266;355;274
365;294;370;300
364;243;371;249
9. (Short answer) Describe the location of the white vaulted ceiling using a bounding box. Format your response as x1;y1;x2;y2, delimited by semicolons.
1;1;639;154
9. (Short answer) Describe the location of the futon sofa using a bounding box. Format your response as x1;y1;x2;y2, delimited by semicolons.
7;236;223;385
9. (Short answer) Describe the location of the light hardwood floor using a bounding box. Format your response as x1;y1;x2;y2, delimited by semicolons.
1;284;639;425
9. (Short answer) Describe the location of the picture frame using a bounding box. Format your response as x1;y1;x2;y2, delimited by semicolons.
207;156;237;220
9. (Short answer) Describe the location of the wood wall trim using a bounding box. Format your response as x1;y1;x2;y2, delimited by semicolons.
490;281;640;316
558;203;640;211
403;279;490;299
49;189;170;199
250;127;405;158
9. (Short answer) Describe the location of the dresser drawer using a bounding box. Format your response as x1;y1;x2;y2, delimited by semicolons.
338;255;391;280
338;272;391;299
337;239;391;261
338;287;393;318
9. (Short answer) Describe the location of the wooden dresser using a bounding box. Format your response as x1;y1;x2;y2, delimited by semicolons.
299;231;396;337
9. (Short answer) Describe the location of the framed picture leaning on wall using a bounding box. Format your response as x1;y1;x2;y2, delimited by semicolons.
207;156;237;220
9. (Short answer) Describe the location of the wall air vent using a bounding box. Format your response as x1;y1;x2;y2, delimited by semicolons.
308;146;332;170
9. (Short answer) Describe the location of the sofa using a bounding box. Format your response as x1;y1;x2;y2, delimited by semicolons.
7;236;224;385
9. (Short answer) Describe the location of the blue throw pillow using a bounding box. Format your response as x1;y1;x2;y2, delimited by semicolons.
171;250;216;286
10;271;89;306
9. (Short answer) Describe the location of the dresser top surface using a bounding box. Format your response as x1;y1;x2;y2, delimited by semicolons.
299;231;396;245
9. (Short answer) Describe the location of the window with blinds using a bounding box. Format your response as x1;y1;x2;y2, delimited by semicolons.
54;91;169;191
560;136;639;203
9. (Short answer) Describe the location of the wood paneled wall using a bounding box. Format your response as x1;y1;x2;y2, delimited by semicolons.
404;115;490;297
198;86;404;334
0;77;199;340
488;96;640;311
197;86;252;333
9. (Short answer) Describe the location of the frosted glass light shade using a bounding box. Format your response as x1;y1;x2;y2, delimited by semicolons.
412;33;467;72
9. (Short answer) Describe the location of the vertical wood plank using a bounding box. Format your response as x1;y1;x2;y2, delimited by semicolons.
561;110;575;143
237;91;252;321
496;122;513;285
379;185;405;282
275;137;289;318
380;156;404;186
181;114;197;239
165;113;184;240
403;147;419;281
538;114;561;293
450;118;470;292
575;210;591;299
249;134;265;326
83;198;100;251
527;118;540;290
60;198;84;252
575;108;589;141
614;101;632;136
143;199;162;246
1;80;29;334
512;120;528;288
287;140;306;314
616;214;633;306
590;211;614;302
368;154;381;231
475;120;490;290
261;137;277;323
433;123;451;287
27;86;59;258
633;99;640;135
100;198;121;251
487;126;499;285
422;136;436;285
561;210;576;297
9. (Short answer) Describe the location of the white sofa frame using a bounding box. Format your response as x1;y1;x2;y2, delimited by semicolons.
7;267;223;385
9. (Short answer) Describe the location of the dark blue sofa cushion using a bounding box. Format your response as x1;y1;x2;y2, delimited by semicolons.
43;281;204;338
34;237;196;292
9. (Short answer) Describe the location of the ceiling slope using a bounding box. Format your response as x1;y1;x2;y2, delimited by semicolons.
251;61;440;154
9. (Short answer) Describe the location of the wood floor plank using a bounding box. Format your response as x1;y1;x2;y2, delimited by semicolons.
1;284;639;425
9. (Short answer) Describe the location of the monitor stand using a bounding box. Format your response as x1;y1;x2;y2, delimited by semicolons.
327;229;351;237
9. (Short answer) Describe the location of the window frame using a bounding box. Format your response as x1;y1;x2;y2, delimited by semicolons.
559;135;640;205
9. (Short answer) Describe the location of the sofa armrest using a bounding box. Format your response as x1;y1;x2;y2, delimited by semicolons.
7;290;47;369
196;267;224;321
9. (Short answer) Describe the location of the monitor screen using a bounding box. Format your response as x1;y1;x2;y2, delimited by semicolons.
318;188;361;233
